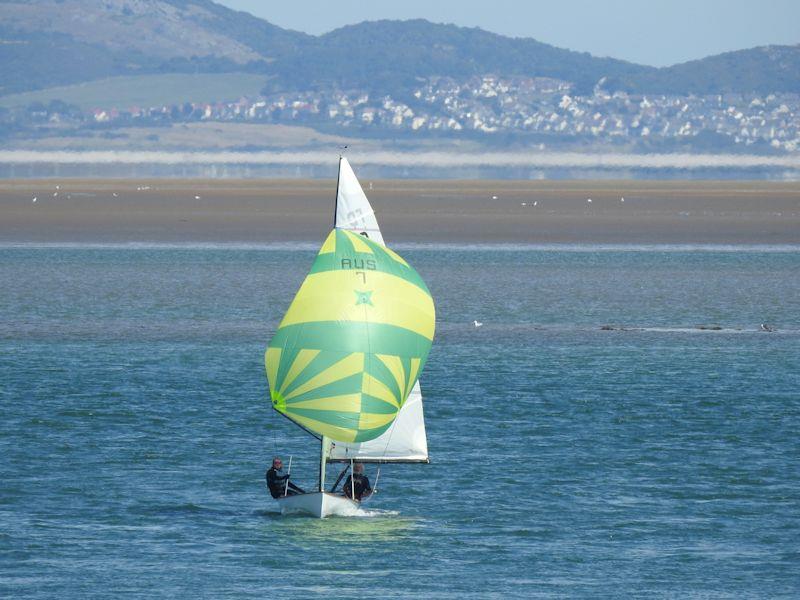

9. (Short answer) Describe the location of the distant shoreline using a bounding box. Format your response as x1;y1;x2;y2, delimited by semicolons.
2;179;799;245
3;150;800;170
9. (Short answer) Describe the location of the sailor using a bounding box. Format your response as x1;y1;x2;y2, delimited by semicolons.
342;462;372;501
265;456;304;498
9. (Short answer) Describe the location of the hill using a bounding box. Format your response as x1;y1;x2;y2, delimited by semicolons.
608;44;800;95
1;0;798;98
264;19;653;97
0;0;302;94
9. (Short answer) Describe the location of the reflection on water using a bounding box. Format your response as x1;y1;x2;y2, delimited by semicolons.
258;509;418;545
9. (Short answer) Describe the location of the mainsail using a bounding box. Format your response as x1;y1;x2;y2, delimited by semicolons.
328;383;428;462
265;227;435;444
329;158;430;463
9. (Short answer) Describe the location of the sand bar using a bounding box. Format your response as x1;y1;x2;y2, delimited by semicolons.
1;179;799;244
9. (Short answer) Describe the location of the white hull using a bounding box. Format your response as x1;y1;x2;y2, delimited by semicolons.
275;492;362;518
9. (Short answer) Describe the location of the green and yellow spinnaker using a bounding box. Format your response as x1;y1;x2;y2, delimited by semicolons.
265;229;435;443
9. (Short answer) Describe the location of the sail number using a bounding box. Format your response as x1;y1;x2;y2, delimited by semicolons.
341;258;376;284
341;258;377;270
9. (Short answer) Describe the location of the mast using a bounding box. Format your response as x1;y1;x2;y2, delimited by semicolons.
319;435;330;491
333;156;342;228
318;156;340;492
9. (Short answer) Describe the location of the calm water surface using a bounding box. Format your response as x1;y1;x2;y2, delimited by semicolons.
1;245;799;598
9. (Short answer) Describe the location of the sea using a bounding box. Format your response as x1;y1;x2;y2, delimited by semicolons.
1;243;799;598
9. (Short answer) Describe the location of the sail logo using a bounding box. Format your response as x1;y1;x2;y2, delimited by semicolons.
354;290;374;306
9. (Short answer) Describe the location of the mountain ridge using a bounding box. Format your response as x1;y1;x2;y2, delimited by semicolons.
0;0;798;97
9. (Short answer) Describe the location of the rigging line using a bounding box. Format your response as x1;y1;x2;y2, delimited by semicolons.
333;155;342;228
377;378;406;461
330;463;350;493
271;406;278;452
380;414;397;459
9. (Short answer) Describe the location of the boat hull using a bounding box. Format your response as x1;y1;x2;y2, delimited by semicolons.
275;492;362;518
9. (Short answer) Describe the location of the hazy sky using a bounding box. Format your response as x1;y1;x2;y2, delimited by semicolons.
217;0;799;67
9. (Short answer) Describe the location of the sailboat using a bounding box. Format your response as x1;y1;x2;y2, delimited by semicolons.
265;157;436;518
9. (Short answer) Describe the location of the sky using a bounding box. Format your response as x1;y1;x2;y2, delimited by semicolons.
217;0;800;67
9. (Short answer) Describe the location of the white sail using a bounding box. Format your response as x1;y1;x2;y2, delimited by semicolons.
331;157;429;463
335;157;385;245
328;383;429;463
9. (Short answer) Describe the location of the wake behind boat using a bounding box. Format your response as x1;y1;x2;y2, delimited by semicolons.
265;157;436;518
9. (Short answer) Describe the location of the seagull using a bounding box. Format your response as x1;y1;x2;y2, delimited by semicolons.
492;195;498;200
521;202;527;206
32;196;37;203
533;201;538;206
587;198;592;203
194;195;201;200
620;197;625;202
53;192;58;197
760;323;775;332
473;320;483;328
113;193;118;197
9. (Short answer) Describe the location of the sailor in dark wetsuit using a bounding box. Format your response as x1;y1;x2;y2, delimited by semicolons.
342;462;372;501
265;457;304;498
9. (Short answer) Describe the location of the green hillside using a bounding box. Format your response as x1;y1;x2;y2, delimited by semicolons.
0;73;267;110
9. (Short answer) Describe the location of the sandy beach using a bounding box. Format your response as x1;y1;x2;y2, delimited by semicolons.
1;179;798;244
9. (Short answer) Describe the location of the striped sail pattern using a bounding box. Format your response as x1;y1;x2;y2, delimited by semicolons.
266;228;435;443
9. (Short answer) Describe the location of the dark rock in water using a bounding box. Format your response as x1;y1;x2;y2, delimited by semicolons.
600;325;616;330
696;325;723;330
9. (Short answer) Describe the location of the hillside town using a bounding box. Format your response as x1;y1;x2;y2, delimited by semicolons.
4;75;799;152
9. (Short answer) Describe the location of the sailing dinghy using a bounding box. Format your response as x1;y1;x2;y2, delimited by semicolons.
265;157;436;518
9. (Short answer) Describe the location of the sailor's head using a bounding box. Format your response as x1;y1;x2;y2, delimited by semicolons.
272;456;283;470
353;462;364;474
